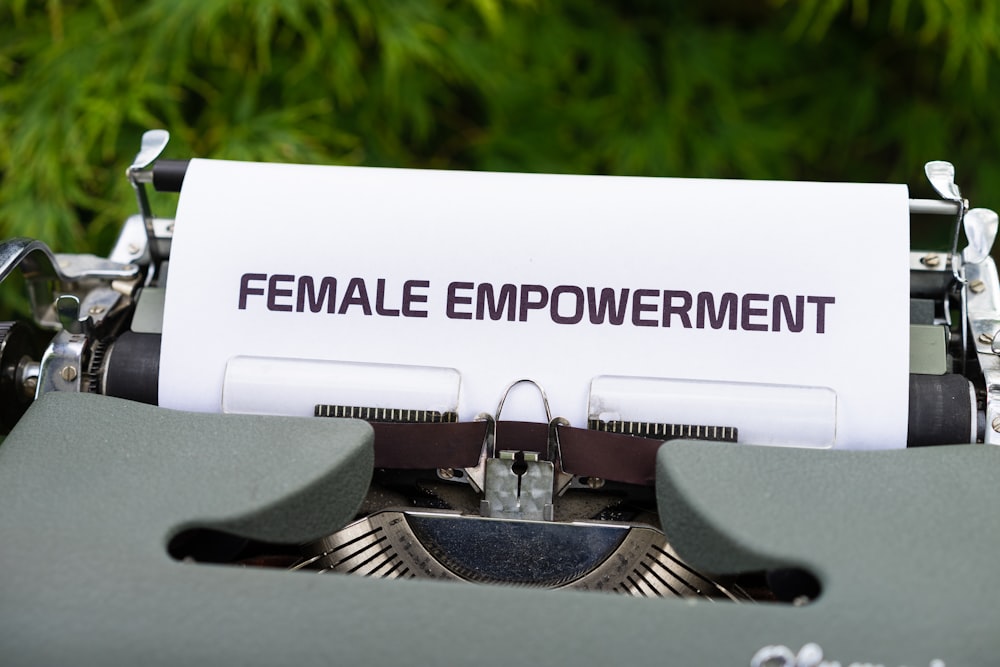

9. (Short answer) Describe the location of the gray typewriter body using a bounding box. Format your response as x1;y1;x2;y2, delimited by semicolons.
1;132;999;666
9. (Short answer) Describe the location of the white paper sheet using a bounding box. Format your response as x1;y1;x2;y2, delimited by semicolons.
160;158;911;449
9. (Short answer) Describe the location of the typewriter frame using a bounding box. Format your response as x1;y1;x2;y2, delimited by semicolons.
1;130;999;592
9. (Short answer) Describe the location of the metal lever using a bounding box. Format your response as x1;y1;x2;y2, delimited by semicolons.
0;238;137;330
924;161;968;283
925;161;972;373
474;379;576;521
963;208;999;265
127;129;170;271
55;295;83;334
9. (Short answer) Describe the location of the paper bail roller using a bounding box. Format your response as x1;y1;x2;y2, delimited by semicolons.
589;376;838;448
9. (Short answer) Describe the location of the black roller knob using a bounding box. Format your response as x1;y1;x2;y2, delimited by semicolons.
103;332;161;405
152;159;189;192
907;374;975;446
0;321;44;434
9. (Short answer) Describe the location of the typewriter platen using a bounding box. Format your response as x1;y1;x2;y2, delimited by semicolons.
1;132;1000;666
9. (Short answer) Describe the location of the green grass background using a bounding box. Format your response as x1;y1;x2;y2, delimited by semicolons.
2;0;1000;258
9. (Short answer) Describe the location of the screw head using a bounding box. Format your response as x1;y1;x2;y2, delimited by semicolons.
127;243;141;255
585;476;605;489
60;366;78;382
438;468;455;480
88;305;106;316
921;253;941;268
979;332;994;345
970;279;986;294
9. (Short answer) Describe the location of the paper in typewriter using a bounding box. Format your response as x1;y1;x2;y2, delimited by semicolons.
161;159;911;449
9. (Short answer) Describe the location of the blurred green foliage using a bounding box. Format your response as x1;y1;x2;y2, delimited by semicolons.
2;0;1000;256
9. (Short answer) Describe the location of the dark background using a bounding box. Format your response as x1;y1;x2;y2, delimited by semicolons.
2;0;999;257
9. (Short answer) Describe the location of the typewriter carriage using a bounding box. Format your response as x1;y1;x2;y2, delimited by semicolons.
1;130;998;598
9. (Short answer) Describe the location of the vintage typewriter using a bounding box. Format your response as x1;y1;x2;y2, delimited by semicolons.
1;131;999;666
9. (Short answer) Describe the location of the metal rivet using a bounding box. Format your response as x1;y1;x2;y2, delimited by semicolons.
970;279;986;294
60;366;78;382
921;253;941;267
88;305;105;316
979;332;994;344
438;468;455;480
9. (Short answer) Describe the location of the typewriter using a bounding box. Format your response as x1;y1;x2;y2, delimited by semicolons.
1;131;999;667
